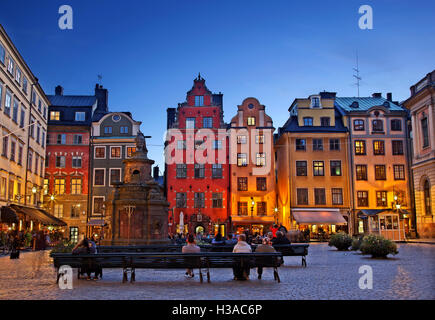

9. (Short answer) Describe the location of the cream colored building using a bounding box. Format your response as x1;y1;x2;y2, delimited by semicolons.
0;24;50;230
403;70;435;238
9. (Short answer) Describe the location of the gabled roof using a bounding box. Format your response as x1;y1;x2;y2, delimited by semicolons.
335;97;405;112
47;95;97;107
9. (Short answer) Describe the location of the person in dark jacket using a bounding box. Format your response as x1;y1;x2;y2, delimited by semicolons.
211;233;225;245
271;231;291;245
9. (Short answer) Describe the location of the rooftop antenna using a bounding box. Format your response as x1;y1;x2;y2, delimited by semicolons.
353;51;361;97
97;74;103;85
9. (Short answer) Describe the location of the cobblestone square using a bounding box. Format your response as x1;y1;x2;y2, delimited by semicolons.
0;243;433;300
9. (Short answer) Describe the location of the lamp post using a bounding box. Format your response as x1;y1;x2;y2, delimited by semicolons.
250;197;255;218
124;205;136;245
274;207;279;224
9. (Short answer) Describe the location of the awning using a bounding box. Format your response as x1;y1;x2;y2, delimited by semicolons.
0;206;18;223
231;216;275;224
87;219;107;226
292;209;347;225
37;209;67;226
9;205;66;226
358;209;384;216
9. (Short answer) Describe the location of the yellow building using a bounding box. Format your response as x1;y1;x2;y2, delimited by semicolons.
336;94;412;241
229;98;276;235
275;92;351;238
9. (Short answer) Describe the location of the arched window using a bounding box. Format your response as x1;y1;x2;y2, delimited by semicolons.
424;179;432;215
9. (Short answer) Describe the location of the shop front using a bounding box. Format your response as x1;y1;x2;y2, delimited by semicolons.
291;208;348;240
87;219;108;244
357;209;408;241
231;215;275;236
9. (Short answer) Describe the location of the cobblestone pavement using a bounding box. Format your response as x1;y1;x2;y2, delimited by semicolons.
0;243;433;300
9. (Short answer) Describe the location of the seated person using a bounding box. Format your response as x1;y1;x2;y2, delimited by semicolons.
232;234;252;280
255;237;276;279
72;238;98;280
224;233;238;245
182;234;200;278
271;231;291;245
211;233;225;245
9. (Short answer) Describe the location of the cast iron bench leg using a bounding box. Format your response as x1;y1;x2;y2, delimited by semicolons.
122;268;128;283
199;267;203;283
274;267;281;283
206;268;210;283
302;256;307;267
130;268;136;283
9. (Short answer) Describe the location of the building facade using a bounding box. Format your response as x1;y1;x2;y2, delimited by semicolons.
90;111;141;239
275;92;351;237
229;97;276;235
165;75;229;236
403;70;435;238
336;94;412;240
44;84;108;242
0;24;52;232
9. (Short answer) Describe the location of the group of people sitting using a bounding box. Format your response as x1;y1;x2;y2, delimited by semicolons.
71;237;102;280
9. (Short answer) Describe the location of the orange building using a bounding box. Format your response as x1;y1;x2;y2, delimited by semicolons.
229;98;276;235
275;92;351;237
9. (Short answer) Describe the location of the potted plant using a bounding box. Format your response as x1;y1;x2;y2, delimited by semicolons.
351;235;364;251
360;234;398;258
328;232;352;251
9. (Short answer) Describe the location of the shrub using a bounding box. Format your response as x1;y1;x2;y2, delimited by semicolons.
328;232;352;251
50;240;75;253
360;234;398;258
351;235;364;251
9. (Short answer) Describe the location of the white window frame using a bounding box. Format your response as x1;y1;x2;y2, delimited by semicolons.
75;112;85;121
310;96;321;108
110;146;122;159
126;145;136;158
94;146;106;159
92;196;105;216
93;168;106;187
109;168;122;185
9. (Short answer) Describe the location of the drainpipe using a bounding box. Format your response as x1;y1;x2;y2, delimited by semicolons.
405;113;417;237
347;117;356;236
24;83;36;206
86;124;94;237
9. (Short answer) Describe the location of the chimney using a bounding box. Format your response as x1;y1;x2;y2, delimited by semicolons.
167;108;176;129
319;91;337;99
153;166;159;180
372;93;382;98
55;85;64;96
94;84;108;113
386;93;392;102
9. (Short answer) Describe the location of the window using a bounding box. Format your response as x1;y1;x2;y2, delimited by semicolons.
213;140;222;150
94;169;105;186
247;117;256;126
71;178;82;195
237;153;247;167
71;205;80;218
329;139;340;151
93;197;104;215
421;117;429;148
256;177;267;191
195;95;204;106
203;117;213;128
297;189;309;205
314;188;326;205
43;179;49;195
356;165;367;180
36;125;40;144
296;139;306;151
7;57;14;75
12;99;18;123
391;119;402;131
177;140;186;150
375;165;386;180
424;180;432;215
255;135;265;144
111;146;121;159
8;180;14;200
257;202;266;216
256;153;266;166
50;111;60;120
238;202;248;216
194;192;205;208
57;134;66;145
73;134;83;145
55;156;65;168
303;117;313;126
296;161;307;176
176;164;187;178
54;179;65;195
332;188;343;205
238;177;248;191
19;107;25;128
393;165;405;180
126;147;136;157
354;119;365;131
1;136;7;157
194;140;204;150
17;145;23;165
186;117;196;129
330;161;342;176
104;126;112;134
0;43;4;64
176;192;187;208
31;90;36;104
320;117;330;126
373;140;385;155
120;126;129;134
110;169;121;185
392;140;404;155
23;77;28;94
313;139;323;151
313;161;324;176
212;164;222;179
311;97;320;108
372;119;384;132
194;164;205;178
75;112;85;121
4;90;11;116
237;135;247;144
72;156;82;168
95;147;105;158
376;191;388;207
357;191;369;207
29;118;35;138
15;67;21;84
212;193;223;208
354;140;366;155
10;140;15;162
0;83;2;109
54;204;63;218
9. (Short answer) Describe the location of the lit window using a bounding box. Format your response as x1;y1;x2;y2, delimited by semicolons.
237;153;247;167
247;117;256;126
111;146;121;158
50;111;60;121
95;147;105;159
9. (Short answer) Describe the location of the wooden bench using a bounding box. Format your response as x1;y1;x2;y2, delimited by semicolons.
50;252;284;283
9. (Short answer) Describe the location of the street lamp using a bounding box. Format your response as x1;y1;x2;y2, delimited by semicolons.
250;197;255;217
124;205;136;245
274;207;279;224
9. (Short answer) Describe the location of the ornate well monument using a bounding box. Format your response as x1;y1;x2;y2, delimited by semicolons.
104;132;169;245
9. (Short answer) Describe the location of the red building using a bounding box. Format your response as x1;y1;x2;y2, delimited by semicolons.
166;75;229;236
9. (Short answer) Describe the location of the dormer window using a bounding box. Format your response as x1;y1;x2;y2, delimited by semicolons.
372;119;384;133
195;95;204;106
320;117;330;126
311;97;321;108
75;112;85;121
303;117;313;126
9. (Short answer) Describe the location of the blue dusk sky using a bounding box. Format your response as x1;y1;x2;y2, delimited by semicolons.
1;0;434;170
